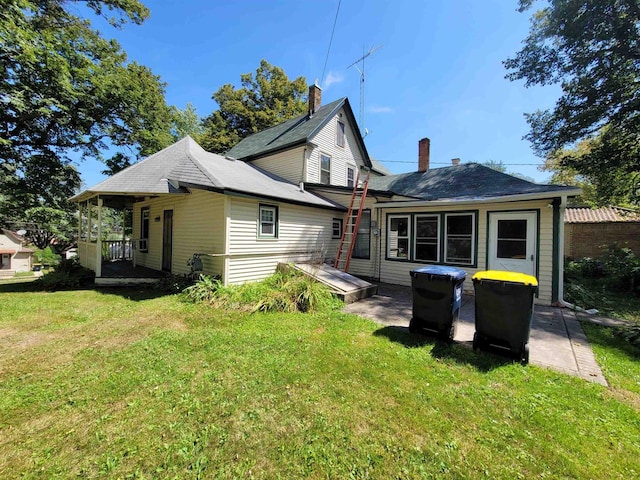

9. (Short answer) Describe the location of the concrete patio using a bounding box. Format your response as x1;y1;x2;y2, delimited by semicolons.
344;283;610;385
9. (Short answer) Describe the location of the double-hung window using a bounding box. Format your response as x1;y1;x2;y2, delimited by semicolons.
347;166;355;188
259;204;278;238
140;207;150;252
320;154;331;184
352;209;371;259
388;215;410;259
414;215;439;262
337;120;345;147
444;213;474;264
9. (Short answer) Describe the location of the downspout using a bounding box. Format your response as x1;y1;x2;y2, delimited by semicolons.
558;195;567;305
300;146;308;191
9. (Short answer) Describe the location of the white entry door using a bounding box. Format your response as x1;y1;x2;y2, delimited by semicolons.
488;211;537;276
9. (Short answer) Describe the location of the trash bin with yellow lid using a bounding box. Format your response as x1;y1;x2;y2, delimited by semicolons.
472;270;538;364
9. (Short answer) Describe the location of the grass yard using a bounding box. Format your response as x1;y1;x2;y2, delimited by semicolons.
1;284;639;479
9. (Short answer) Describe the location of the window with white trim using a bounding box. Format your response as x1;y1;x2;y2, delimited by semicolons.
320;154;331;184
347;166;355;188
414;215;439;262
388;215;410;259
445;213;474;264
259;204;278;238
337;120;345;147
140;207;149;252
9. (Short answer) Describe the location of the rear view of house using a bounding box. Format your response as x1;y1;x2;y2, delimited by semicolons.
72;85;580;304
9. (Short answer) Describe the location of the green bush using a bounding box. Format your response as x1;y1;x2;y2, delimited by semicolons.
183;269;339;313
617;322;640;349
35;258;94;290
600;245;640;292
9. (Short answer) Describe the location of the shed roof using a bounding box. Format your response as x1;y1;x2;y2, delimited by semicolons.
368;163;579;201
565;206;640;223
71;137;345;211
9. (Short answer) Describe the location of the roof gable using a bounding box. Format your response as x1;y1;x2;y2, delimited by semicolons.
368;163;580;201
226;97;372;168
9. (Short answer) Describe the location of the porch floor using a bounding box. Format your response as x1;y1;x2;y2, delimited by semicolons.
100;261;165;279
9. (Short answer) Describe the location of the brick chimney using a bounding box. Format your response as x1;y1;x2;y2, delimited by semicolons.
308;82;322;115
452;158;460;166
418;138;430;172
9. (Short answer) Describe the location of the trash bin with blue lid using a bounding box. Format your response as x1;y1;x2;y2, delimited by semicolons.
409;265;467;341
472;270;538;364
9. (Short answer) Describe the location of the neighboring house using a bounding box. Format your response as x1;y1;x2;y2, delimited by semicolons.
564;206;640;258
72;85;580;304
0;229;34;274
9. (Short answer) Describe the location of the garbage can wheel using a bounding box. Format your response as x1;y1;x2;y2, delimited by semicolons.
472;332;481;351
409;318;418;334
440;323;455;342
521;343;530;365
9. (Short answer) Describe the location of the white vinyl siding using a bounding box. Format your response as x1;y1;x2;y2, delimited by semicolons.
307;107;366;186
227;197;337;285
132;190;225;277
250;146;306;185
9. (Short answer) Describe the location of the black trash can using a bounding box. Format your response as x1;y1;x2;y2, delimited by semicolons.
409;266;467;341
472;270;538;364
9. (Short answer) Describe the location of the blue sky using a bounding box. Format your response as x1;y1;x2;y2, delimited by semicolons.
76;0;559;187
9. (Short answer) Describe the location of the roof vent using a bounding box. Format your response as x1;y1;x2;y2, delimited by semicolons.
225;156;237;162
452;158;460;166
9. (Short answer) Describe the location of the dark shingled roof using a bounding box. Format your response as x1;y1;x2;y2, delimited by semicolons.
368;163;580;201
226;97;377;171
72;137;345;210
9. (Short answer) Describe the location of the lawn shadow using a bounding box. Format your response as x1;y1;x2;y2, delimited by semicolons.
373;325;513;372
0;281;171;302
94;286;172;302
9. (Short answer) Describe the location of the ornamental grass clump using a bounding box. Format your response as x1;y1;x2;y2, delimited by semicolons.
183;269;337;313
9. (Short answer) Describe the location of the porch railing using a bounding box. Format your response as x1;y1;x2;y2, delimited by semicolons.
102;240;133;261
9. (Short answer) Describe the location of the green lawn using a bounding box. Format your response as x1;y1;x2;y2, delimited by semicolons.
1;285;639;479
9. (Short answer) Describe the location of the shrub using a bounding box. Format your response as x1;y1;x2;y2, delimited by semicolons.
35;258;94;290
599;245;640;292
617;322;640;349
183;269;338;313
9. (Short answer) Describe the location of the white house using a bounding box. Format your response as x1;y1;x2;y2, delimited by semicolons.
0;229;33;275
72;85;580;304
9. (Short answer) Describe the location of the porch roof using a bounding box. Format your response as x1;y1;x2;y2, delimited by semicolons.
367;163;581;202
71;137;345;211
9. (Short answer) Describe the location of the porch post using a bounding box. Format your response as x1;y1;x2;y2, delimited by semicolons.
95;197;103;277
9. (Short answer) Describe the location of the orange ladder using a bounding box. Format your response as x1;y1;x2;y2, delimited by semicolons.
334;171;370;272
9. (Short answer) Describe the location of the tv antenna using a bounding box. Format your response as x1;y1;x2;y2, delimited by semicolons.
347;44;382;137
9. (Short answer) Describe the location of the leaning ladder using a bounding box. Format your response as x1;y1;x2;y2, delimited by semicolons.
334;171;370;272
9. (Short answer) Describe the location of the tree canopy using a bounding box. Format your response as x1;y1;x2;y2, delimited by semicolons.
199;60;308;153
0;0;173;248
505;0;640;204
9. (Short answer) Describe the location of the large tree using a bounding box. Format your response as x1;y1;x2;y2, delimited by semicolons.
200;60;308;153
504;0;640;204
0;0;173;245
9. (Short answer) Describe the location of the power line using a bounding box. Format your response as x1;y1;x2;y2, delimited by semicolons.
320;0;341;87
